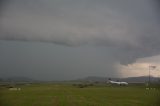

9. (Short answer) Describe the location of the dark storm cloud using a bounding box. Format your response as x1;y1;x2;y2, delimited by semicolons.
0;0;160;66
0;41;119;80
0;0;7;16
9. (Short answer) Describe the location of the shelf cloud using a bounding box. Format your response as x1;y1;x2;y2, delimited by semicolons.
0;0;160;80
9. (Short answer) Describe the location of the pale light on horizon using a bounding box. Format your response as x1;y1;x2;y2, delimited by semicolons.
119;55;160;78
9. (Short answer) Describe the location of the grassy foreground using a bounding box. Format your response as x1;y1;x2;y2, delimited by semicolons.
0;83;160;106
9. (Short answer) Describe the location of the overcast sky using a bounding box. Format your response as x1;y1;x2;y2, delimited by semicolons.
0;0;160;80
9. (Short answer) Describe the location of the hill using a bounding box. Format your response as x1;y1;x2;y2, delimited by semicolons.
3;76;35;82
76;76;160;83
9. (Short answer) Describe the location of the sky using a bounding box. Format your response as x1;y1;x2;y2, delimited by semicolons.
0;0;160;80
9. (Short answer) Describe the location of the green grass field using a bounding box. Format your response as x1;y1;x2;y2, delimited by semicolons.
0;83;160;106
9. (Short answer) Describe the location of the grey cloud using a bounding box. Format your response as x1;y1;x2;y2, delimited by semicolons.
0;41;119;80
0;0;160;65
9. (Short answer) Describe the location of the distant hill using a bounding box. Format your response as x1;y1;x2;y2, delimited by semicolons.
0;78;3;81
121;76;159;83
4;76;35;82
76;76;160;83
1;76;159;83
